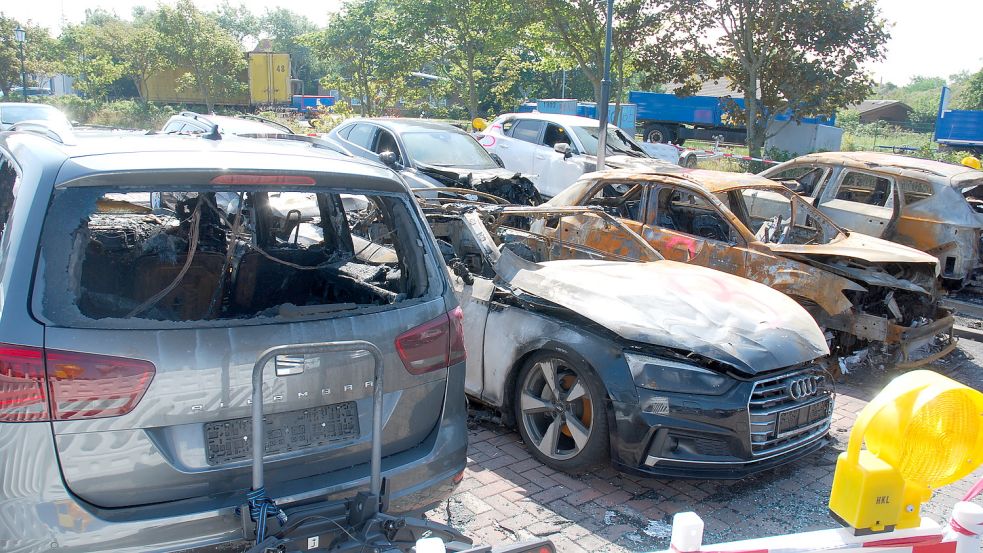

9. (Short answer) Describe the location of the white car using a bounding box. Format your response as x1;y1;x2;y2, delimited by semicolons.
477;112;691;198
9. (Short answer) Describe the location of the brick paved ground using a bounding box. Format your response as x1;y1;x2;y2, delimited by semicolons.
424;341;983;552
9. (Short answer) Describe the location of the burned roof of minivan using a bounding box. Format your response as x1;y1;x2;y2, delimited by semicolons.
1;132;405;191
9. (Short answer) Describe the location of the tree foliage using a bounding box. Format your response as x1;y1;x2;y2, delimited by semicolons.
0;16;58;98
151;0;247;112
956;68;983;111
302;0;416;116
659;0;890;157
393;0;523;119
261;8;320;95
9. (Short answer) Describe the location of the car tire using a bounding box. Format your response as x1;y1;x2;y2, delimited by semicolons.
643;124;675;144
683;153;698;168
513;351;609;472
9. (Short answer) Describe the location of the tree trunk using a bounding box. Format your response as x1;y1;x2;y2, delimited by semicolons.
744;72;763;160
466;48;478;120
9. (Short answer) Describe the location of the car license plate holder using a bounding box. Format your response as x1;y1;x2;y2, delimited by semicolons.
204;402;359;465
776;397;830;438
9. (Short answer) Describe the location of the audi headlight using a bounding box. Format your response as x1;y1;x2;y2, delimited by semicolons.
625;352;734;395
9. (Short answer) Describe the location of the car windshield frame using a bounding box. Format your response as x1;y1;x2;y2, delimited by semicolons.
720;184;847;246
402;130;500;169
571;125;648;158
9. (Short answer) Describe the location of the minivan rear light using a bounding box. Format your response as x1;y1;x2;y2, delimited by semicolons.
395;308;467;375
46;350;156;420
0;345;49;422
210;175;315;186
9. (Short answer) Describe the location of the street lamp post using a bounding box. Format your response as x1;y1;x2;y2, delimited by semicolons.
595;0;614;169
14;27;27;103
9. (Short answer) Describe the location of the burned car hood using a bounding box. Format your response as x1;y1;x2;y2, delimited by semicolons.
497;251;828;374
768;232;939;268
768;232;940;293
412;164;541;205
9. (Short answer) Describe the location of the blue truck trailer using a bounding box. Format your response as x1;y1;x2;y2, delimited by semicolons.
935;86;983;155
627;90;834;145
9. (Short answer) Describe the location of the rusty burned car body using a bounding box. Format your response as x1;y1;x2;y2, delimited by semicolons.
403;200;833;478
547;168;955;369
760;151;983;288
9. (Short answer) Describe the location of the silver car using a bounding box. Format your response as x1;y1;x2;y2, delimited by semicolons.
0;129;466;552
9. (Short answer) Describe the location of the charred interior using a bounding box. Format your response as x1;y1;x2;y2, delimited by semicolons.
42;188;428;324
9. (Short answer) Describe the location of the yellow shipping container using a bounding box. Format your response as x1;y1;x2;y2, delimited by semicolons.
140;52;291;106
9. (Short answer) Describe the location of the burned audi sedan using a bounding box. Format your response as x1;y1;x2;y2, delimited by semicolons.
402;201;833;477
548;169;954;370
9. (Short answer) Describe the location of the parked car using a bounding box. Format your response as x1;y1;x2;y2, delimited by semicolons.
477;112;691;198
760;151;983;288
0;86;54;99
547;168;955;369
328;117;541;205
406;200;832;476
0;102;71;131
161;110;295;135
0;129;466;552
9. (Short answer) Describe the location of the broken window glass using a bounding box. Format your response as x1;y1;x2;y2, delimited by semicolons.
36;186;430;327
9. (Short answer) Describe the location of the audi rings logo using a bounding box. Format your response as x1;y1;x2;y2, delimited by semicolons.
787;375;822;400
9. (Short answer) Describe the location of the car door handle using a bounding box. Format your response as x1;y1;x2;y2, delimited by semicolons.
535;155;546;160
500;143;510;149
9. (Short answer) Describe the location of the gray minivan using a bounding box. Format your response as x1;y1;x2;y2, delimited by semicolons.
0;130;466;552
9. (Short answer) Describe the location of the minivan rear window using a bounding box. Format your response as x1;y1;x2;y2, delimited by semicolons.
35;185;432;327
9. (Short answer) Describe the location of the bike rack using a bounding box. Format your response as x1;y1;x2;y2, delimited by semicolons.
246;340;386;541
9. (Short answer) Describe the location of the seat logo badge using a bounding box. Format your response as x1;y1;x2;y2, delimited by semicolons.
788;376;821;400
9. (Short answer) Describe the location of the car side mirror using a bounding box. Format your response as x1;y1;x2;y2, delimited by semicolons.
378;150;401;169
554;142;573;159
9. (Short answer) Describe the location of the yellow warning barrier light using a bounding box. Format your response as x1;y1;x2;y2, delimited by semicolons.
472;117;489;132
829;370;983;534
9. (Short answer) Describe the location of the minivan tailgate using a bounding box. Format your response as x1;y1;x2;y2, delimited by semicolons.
45;300;448;509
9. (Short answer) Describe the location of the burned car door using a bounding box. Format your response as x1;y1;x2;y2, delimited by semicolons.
638;185;747;275
815;168;899;237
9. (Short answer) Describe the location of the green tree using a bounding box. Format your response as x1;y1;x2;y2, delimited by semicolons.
261;8;320;95
0;16;57;98
302;0;413;116
151;0;247;112
527;0;669;103
213;1;261;45
660;0;890;158
57;10;131;100
956;68;983;111
394;0;522;119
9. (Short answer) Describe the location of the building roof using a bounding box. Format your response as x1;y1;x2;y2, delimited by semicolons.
850;99;913;115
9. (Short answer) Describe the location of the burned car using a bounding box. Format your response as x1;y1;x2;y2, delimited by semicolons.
328;118;541;205
0;131;466;551
760;152;983;288
547;169;955;369
392;201;833;477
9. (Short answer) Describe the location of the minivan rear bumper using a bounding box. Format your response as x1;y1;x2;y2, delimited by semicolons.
0;366;467;553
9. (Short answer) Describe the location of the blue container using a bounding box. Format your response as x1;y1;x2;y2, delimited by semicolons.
536;98;578;115
291;95;336;113
577;102;637;131
517;101;538;113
